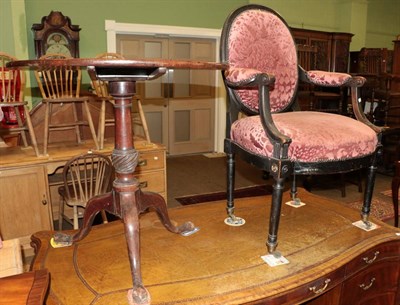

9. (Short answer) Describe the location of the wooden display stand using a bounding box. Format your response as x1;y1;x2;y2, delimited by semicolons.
30;188;400;305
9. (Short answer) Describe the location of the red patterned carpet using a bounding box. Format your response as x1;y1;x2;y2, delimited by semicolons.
347;198;396;221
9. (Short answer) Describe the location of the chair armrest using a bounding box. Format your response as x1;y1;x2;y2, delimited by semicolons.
224;67;275;87
299;67;353;87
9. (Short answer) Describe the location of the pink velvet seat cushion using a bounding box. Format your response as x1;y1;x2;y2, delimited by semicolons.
231;112;377;162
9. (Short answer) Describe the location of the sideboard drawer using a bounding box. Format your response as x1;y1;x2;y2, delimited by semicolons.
135;151;165;173
341;260;400;305
346;241;400;276
269;266;345;304
135;171;165;194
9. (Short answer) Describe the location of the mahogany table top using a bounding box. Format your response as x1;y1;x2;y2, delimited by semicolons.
30;188;400;305
7;58;228;70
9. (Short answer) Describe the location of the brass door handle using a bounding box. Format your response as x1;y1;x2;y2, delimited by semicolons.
139;181;148;188
362;251;380;264
138;159;147;167
309;279;331;294
359;277;375;290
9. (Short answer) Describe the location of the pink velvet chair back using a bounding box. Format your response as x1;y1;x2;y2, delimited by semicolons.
222;5;298;113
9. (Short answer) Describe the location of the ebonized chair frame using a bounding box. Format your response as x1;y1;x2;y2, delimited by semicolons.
221;4;383;253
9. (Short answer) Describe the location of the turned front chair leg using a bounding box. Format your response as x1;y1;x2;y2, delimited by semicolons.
361;161;378;226
267;177;285;254
226;153;236;219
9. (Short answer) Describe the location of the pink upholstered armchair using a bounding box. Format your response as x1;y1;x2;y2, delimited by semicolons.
220;5;383;254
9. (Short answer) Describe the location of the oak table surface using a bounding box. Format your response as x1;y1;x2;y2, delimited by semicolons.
30;188;400;305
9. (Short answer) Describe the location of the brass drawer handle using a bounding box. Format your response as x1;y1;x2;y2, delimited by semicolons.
362;251;380;264
138;160;147;167
139;181;148;188
309;279;331;294
359;277;375;290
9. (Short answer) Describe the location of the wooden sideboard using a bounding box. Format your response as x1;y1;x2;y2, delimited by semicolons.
0;138;166;257
30;188;400;305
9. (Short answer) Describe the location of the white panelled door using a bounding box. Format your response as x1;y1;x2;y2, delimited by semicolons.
116;34;216;155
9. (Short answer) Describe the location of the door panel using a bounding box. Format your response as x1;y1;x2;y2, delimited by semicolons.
116;34;216;155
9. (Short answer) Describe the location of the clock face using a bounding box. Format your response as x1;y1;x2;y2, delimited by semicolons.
45;33;72;57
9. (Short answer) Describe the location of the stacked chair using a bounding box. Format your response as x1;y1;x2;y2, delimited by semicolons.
0;52;39;156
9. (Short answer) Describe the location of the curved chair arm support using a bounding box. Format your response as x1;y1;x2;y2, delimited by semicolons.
347;77;385;134
299;67;382;134
257;74;292;159
226;69;292;158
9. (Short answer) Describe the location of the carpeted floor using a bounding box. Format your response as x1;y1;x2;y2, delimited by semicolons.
167;153;399;226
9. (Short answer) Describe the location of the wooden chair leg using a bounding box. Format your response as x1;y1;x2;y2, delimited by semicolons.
43;102;50;156
73;205;79;230
358;170;363;193
267;177;285;253
340;173;346;197
137;99;151;143
14;106;29;147
83;100;100;150
23;105;40;157
72;102;83;144
100;210;108;224
361;157;379;225
97;100;106;150
58;197;64;231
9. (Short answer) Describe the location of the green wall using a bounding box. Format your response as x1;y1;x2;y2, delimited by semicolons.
1;0;399;104
365;0;400;48
23;0;247;59
3;0;399;61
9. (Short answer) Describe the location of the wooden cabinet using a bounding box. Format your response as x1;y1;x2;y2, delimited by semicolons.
0;140;166;255
0;165;52;245
291;27;353;73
